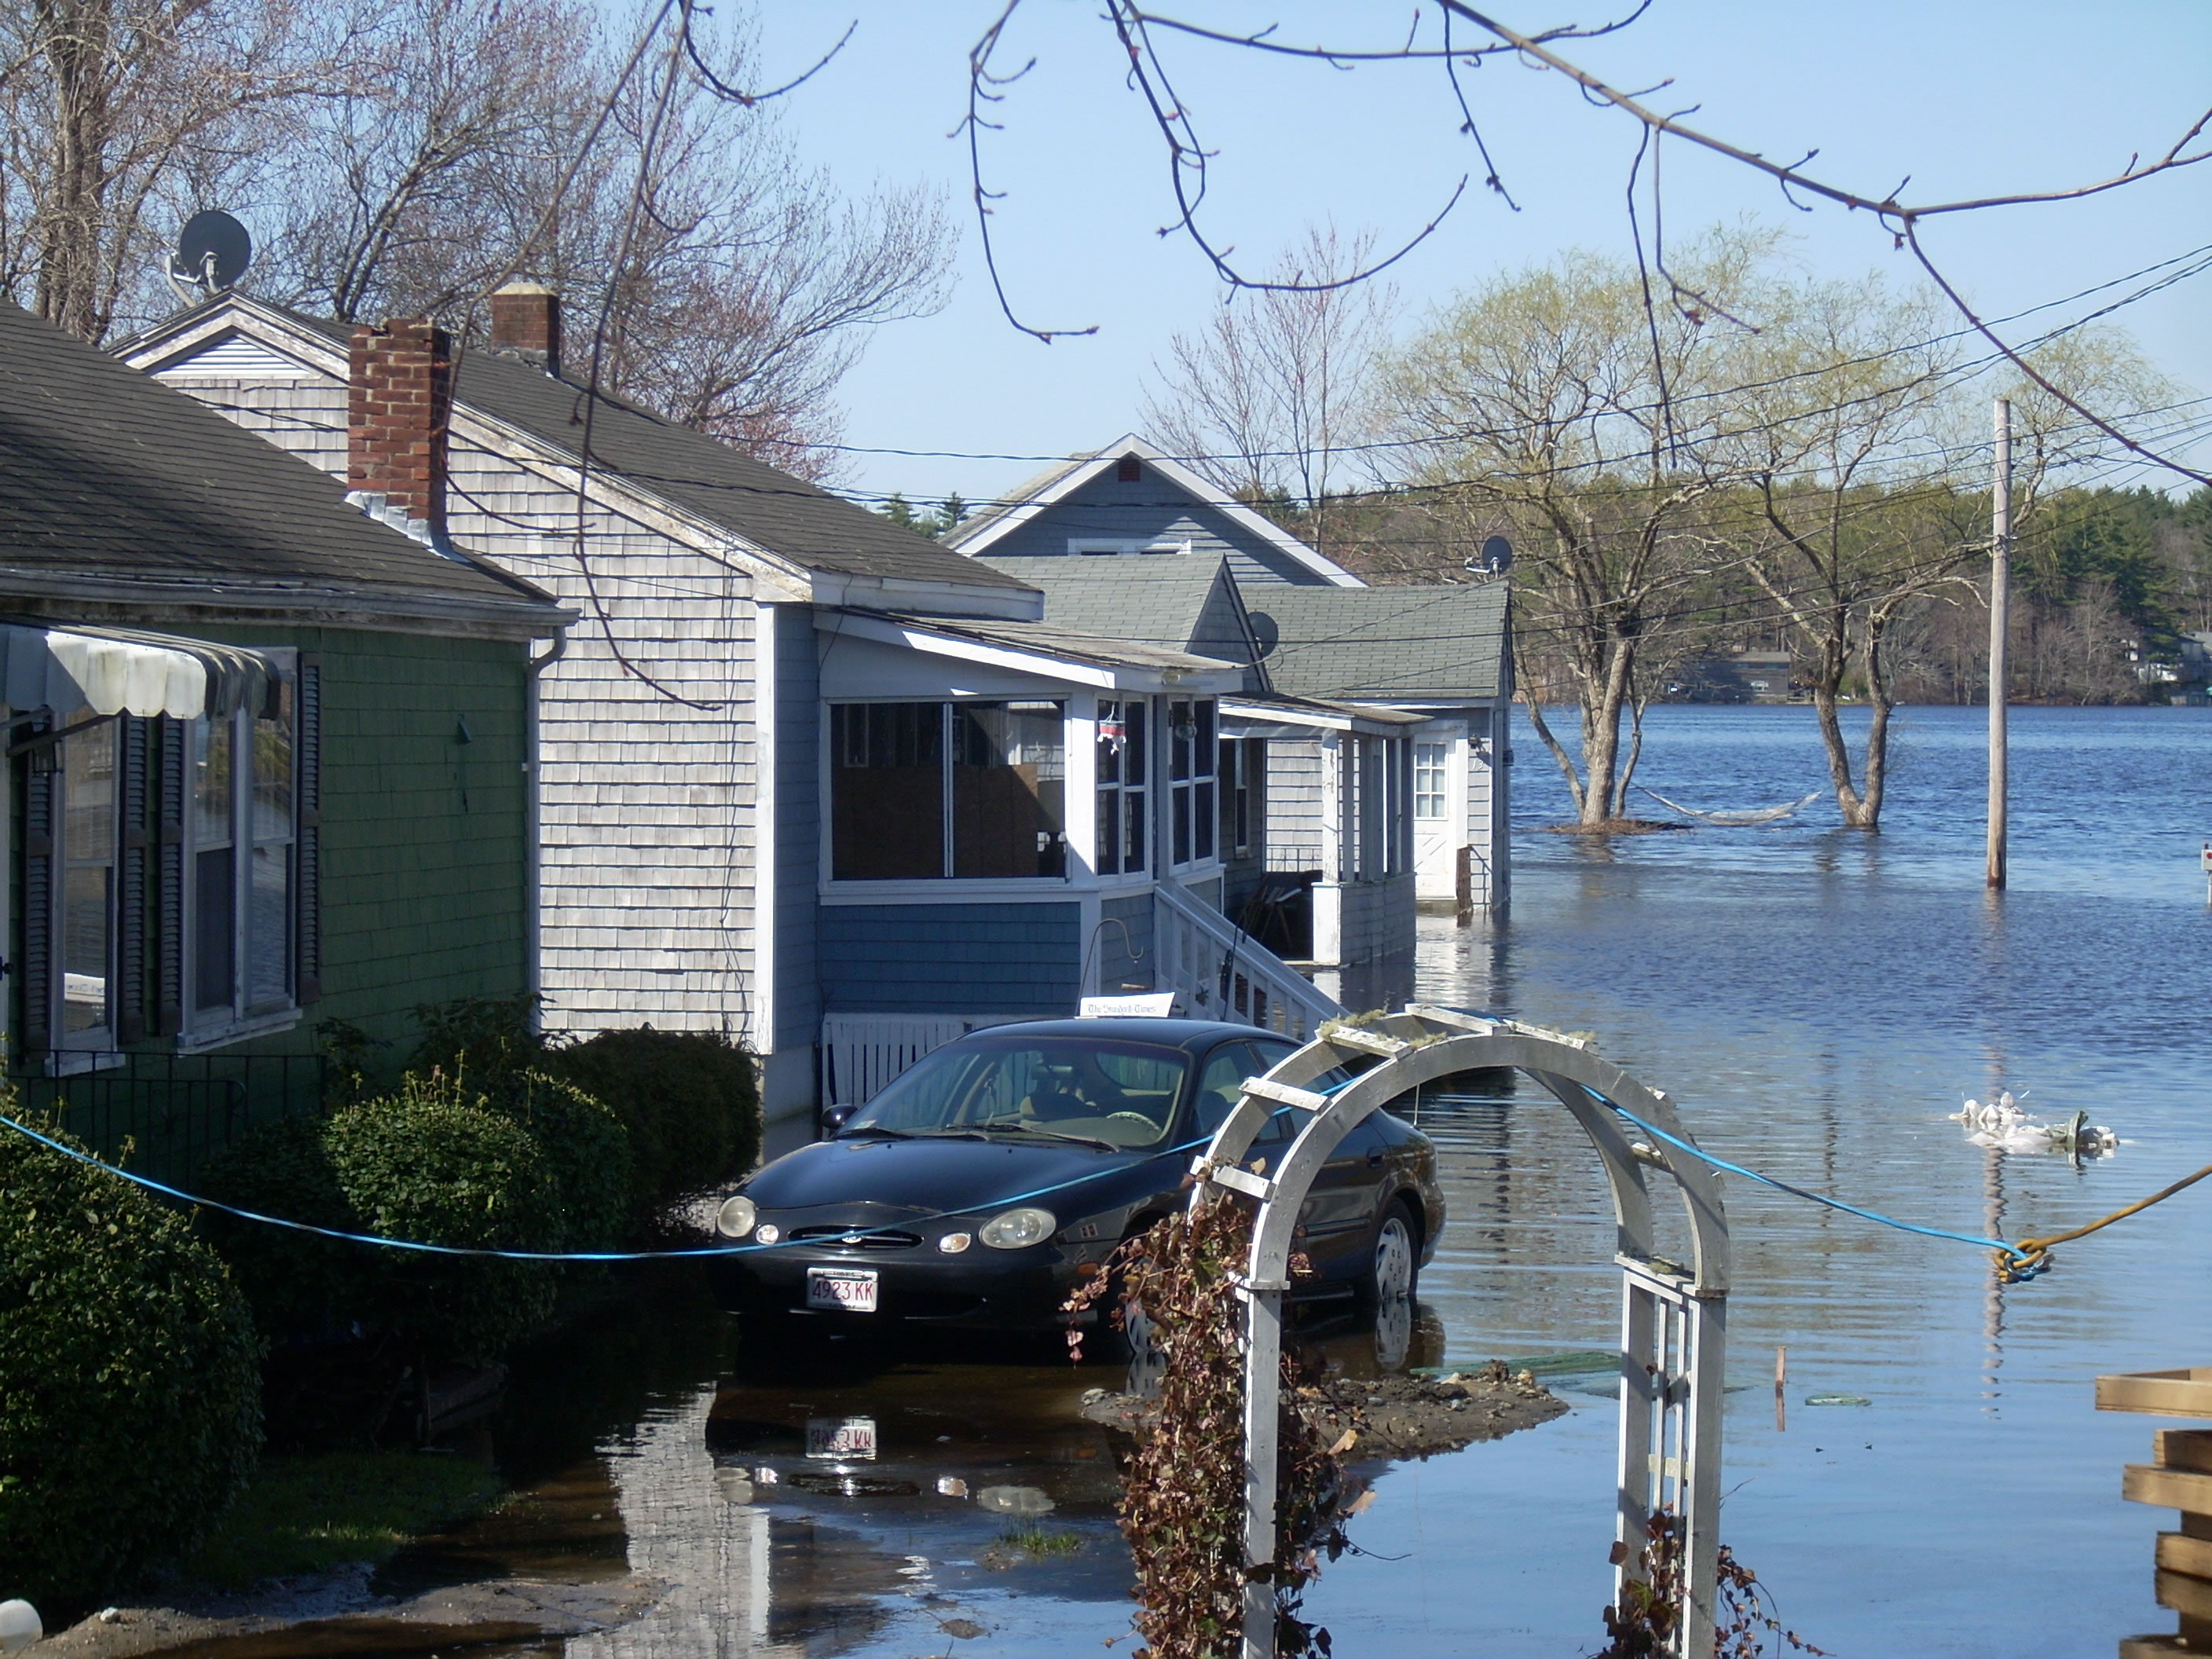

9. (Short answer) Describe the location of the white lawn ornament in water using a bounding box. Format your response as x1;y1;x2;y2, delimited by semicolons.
0;1599;42;1653
1954;1093;2116;1156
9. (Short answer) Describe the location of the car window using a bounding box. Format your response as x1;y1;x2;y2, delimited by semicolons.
1194;1043;1293;1144
849;1036;1190;1148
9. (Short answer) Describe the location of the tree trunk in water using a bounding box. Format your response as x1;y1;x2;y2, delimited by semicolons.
1519;694;1589;821
1576;642;1635;827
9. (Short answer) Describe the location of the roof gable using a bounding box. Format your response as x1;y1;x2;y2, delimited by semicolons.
944;434;1361;587
975;553;1270;690
119;295;1038;615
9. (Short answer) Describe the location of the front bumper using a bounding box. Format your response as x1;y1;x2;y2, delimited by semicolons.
708;1227;1100;1331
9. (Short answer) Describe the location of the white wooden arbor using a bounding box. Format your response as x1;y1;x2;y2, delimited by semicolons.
1194;1005;1731;1659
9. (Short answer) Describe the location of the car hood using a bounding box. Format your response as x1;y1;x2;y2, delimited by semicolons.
745;1134;1172;1218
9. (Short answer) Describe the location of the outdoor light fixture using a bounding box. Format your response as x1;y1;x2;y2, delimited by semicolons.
978;1207;1055;1250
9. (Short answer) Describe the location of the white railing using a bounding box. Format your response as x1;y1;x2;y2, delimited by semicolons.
1153;879;1342;1041
821;1013;1031;1108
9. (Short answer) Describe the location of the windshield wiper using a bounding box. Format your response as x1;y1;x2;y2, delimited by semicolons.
974;1120;1119;1152
841;1123;915;1140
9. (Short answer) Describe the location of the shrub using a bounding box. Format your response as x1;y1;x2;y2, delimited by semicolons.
0;1108;262;1606
548;1027;760;1221
202;1071;563;1365
471;1068;629;1253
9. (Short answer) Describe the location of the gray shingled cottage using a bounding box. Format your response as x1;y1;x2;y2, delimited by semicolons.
943;437;1514;917
0;298;568;1171
119;290;1350;1140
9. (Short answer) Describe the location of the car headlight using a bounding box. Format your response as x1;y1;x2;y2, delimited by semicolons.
715;1195;757;1239
979;1207;1057;1250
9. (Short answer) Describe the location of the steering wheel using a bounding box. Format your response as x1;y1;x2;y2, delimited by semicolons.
1105;1111;1156;1130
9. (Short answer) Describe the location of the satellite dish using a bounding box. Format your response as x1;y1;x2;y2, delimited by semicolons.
1466;535;1514;577
170;211;251;295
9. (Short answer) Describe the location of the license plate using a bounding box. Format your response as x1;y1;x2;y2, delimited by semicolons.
806;1415;877;1460
807;1266;879;1313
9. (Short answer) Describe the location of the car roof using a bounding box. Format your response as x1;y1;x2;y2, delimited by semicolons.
963;1017;1298;1056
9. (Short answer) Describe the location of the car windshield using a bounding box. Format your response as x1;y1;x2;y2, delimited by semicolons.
845;1036;1191;1151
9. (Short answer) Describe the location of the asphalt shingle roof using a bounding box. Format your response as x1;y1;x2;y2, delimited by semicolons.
973;554;1256;664
1243;583;1508;702
271;309;1031;593
0;300;559;624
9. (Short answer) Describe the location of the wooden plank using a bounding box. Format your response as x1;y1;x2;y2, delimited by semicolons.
2099;1368;2212;1419
2119;1638;2192;1658
2157;1567;2212;1621
2126;1464;2212;1515
2157;1430;2212;1475
2156;1532;2212;1580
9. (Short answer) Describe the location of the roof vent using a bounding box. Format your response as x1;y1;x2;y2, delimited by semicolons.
1116;455;1142;483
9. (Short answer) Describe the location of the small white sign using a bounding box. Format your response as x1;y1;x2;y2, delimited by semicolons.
1080;993;1180;1018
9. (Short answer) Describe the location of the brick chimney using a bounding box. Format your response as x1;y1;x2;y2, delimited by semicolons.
348;317;452;542
489;280;561;376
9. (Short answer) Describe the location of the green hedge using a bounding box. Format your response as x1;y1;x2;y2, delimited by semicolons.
203;1071;564;1365
548;1027;760;1221
0;1110;262;1606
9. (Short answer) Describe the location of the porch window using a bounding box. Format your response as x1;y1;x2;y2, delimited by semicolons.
1094;698;1148;877
831;701;1067;881
1167;698;1217;867
1414;741;1448;820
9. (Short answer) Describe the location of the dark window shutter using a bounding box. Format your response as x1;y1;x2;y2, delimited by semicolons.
115;715;151;1042
19;716;54;1057
295;657;322;1005
153;715;187;1035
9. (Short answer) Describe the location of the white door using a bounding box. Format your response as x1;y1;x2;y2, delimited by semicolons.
1412;725;1463;900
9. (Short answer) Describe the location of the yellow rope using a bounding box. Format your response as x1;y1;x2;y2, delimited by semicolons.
1998;1159;2212;1281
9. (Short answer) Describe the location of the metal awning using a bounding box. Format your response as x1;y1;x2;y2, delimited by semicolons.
1;624;273;721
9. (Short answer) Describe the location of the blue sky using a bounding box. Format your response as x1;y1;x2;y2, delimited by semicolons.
748;2;2212;507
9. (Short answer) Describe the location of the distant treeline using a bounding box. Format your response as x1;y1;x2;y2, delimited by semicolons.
1272;482;2212;707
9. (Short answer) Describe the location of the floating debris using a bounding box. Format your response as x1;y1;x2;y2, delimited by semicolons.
1953;1093;2116;1157
1804;1393;1872;1408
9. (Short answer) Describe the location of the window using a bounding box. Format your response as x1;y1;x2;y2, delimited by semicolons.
1067;538;1191;558
23;655;317;1060
1167;699;1217;867
1415;741;1448;820
1094;698;1148;877
830;701;1067;881
189;687;298;1027
60;710;116;1042
1194;1042;1291;1144
1219;736;1260;859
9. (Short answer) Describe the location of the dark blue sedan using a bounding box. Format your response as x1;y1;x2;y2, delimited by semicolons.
705;1017;1445;1331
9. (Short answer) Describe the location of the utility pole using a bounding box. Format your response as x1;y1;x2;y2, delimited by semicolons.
1987;397;2012;890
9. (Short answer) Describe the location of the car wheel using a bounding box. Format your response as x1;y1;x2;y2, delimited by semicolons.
1368;1199;1419;1306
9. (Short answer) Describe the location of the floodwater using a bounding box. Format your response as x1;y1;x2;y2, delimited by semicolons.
381;704;2211;1658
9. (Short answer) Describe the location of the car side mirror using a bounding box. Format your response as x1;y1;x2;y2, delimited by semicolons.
819;1103;856;1137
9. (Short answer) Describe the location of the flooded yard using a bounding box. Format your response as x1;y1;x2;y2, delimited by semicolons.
111;704;2212;1659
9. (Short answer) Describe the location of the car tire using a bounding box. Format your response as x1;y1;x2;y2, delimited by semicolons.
1365;1198;1419;1308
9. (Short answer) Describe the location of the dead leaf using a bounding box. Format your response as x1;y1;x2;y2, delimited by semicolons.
936;1617;988;1640
1326;1428;1359;1456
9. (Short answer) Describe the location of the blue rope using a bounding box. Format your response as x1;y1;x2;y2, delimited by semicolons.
1601;1099;2036;1266
0;1104;1293;1263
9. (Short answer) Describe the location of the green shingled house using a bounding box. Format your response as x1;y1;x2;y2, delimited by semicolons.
0;299;568;1171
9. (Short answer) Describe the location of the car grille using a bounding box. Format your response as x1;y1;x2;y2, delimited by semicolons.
788;1226;923;1251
